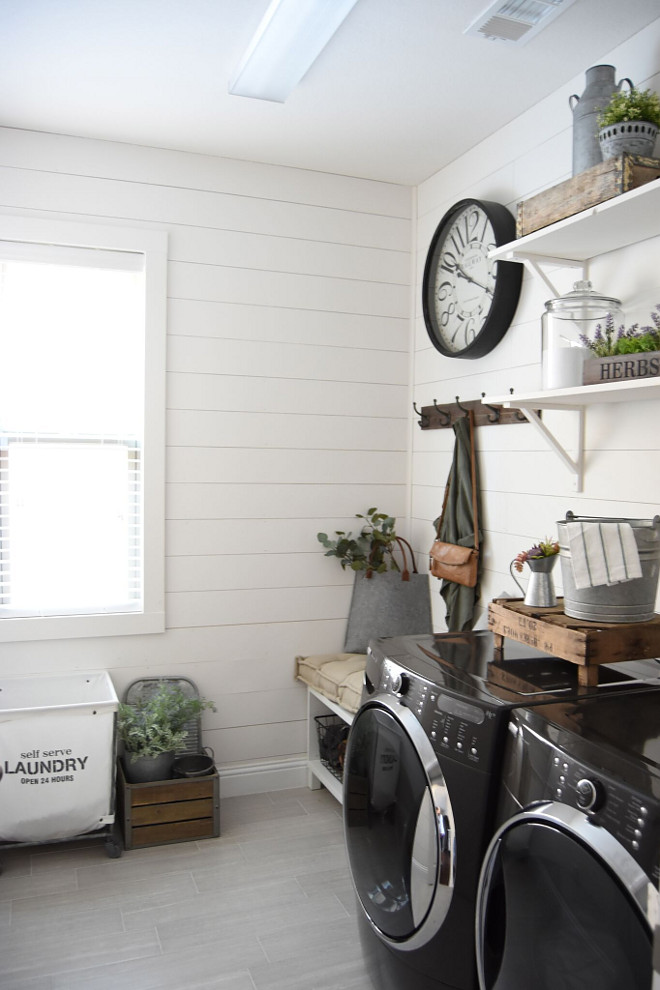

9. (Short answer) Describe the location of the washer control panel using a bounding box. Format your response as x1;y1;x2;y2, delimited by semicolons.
548;752;660;885
373;653;502;771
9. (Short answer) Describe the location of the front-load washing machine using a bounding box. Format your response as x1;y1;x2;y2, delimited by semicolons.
342;631;660;990
476;691;660;990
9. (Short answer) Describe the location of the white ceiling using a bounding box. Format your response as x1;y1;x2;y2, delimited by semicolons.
2;0;659;186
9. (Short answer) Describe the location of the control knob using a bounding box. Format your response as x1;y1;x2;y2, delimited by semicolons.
576;777;605;812
391;672;410;696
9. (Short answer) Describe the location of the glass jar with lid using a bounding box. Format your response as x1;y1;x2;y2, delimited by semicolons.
542;280;624;389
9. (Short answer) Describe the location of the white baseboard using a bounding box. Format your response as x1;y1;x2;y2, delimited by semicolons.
217;756;308;797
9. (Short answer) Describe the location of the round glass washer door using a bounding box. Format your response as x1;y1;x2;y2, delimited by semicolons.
477;802;658;990
343;697;456;951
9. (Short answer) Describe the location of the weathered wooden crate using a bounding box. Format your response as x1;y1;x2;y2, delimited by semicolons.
583;350;660;386
516;154;660;238
117;759;220;850
488;597;660;687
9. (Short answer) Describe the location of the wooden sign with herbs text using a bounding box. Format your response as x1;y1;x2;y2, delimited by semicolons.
583;350;660;386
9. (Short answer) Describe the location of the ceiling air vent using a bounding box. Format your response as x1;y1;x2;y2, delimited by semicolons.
464;0;578;45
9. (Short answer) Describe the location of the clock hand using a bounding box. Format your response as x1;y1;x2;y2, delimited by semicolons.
456;265;494;296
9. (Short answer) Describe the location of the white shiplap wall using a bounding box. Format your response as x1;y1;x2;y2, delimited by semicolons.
1;16;658;793
0;128;413;793
412;19;660;632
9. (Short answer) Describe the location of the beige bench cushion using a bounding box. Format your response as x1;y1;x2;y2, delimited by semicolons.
295;653;366;713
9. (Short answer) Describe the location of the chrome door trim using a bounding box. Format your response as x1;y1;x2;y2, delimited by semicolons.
345;693;456;952
476;800;660;989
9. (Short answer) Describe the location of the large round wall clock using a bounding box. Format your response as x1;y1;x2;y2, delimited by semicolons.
422;198;523;359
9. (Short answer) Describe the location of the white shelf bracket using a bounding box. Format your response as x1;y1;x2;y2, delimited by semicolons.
494;249;586;298
516;404;585;492
524;256;585;298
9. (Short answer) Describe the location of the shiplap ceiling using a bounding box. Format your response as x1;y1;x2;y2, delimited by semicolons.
2;0;658;185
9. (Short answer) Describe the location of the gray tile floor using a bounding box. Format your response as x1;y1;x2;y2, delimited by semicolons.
0;786;375;990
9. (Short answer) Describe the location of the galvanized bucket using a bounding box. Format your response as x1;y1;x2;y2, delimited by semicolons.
172;748;215;778
557;512;660;623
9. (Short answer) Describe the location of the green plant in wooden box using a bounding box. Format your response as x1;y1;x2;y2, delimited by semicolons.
118;682;215;783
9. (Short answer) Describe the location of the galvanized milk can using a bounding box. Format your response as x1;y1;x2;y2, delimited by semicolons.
569;65;632;176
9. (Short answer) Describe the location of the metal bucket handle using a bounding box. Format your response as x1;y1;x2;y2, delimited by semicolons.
564;510;660;529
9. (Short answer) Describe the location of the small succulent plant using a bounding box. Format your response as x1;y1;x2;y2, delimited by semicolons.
513;539;560;573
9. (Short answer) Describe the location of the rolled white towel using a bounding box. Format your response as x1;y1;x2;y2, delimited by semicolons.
566;521;642;590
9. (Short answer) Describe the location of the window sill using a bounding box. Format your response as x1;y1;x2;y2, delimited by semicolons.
0;610;165;643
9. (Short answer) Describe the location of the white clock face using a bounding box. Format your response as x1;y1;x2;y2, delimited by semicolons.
431;204;497;354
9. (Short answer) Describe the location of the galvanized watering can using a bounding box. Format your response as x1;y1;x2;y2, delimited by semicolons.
510;555;557;608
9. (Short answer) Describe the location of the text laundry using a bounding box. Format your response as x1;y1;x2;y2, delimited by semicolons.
3;757;88;775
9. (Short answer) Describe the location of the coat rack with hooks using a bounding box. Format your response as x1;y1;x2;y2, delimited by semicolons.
414;395;533;430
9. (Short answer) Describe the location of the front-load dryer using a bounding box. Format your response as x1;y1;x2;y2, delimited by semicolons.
476;691;660;990
342;631;660;990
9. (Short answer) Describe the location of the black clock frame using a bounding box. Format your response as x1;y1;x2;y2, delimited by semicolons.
422;198;523;359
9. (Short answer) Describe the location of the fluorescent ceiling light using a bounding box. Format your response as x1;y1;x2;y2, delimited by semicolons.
229;0;360;103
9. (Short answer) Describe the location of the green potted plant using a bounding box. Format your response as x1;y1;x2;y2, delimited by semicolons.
597;86;660;160
118;682;215;783
317;507;399;577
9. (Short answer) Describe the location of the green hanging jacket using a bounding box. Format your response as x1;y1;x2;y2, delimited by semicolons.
433;414;482;631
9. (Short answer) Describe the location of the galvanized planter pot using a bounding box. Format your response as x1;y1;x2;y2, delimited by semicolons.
121;750;175;783
599;121;658;161
582;350;660;386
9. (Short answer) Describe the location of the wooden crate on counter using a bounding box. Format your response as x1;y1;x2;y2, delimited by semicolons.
488;597;660;687
583;350;660;386
117;758;220;850
516;154;660;238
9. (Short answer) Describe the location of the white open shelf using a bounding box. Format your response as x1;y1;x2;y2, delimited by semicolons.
483;179;660;490
491;180;660;265
487;377;660;410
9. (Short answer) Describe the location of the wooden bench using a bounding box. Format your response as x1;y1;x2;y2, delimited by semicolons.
295;653;366;804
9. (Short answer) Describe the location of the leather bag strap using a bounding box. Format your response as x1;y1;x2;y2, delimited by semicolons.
394;536;420;579
468;410;479;553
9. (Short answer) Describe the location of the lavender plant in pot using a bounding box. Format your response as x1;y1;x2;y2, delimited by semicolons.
579;305;660;385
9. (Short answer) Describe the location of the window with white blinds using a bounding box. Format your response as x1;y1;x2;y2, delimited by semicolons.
0;218;166;641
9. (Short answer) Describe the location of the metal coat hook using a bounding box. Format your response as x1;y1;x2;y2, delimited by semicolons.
413;401;430;427
481;393;501;423
415;393;534;430
432;400;452;425
509;388;527;421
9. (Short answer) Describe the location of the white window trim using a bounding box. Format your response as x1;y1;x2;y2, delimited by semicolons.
0;214;167;642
